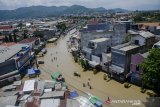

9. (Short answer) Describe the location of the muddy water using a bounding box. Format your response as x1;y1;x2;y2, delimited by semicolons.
38;29;150;107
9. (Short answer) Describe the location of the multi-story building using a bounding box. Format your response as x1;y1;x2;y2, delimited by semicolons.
109;43;140;81
130;52;148;86
0;44;33;87
109;31;155;81
129;30;155;52
83;38;111;67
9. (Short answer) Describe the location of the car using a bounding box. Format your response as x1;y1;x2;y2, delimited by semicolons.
73;71;81;77
41;48;47;54
38;60;44;64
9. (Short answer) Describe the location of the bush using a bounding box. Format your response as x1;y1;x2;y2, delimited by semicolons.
124;83;131;88
93;69;98;74
141;88;146;93
103;74;107;80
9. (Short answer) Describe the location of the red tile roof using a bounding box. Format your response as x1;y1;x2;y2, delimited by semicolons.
0;36;5;40
0;42;17;46
19;37;39;43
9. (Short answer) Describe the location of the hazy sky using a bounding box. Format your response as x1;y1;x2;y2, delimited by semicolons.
0;0;160;10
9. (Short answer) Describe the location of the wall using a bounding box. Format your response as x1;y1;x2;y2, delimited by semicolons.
130;53;144;73
131;35;145;46
0;59;17;76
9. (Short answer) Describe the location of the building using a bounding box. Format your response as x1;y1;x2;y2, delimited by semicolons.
109;43;140;81
130;52;149;86
129;30;155;52
0;44;32;87
0;36;5;44
0;25;14;35
79;21;126;50
153;41;160;49
101;53;111;72
82;38;111;68
19;37;45;54
138;22;160;35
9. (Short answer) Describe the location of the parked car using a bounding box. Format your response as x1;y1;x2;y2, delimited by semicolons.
41;48;47;54
38;60;44;64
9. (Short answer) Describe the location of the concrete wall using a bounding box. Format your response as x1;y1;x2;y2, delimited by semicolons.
131;35;145;46
0;59;17;76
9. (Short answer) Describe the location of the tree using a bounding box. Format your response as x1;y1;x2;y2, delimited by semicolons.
9;34;13;42
13;34;17;42
33;30;44;38
141;49;160;96
56;22;67;33
23;30;28;39
4;36;9;42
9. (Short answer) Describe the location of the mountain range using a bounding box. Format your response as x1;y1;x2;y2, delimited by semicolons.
0;5;129;21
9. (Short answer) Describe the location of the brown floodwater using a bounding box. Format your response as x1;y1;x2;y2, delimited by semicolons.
38;29;152;107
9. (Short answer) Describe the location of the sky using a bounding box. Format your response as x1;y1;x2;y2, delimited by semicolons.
0;0;160;10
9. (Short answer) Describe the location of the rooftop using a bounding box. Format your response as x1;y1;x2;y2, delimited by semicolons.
141;52;149;58
90;38;110;43
112;42;139;52
138;22;160;27
139;31;155;38
19;37;39;44
0;44;26;63
119;45;139;51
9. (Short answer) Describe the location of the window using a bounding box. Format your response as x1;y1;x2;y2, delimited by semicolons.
136;65;140;71
135;40;139;45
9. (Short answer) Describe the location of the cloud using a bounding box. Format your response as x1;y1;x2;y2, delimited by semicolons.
0;0;159;10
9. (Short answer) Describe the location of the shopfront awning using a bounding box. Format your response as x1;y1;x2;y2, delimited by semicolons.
89;61;99;68
109;65;124;74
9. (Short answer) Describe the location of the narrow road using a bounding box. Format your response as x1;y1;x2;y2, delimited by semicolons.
38;29;149;107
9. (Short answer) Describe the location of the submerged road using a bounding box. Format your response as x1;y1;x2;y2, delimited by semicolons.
38;29;149;107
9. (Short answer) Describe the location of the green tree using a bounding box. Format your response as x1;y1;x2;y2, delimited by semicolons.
4;36;9;42
33;30;44;38
56;22;67;33
9;34;13;42
23;30;28;39
141;49;160;96
13;34;17;43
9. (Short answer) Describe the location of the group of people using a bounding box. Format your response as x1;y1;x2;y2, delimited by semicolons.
50;52;59;67
83;78;92;89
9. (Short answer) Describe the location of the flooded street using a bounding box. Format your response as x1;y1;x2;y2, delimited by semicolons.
38;29;150;107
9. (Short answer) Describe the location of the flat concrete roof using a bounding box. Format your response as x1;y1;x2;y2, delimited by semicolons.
119;45;139;51
0;44;26;63
90;38;110;43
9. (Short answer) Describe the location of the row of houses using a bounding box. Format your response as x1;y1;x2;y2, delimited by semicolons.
78;21;160;85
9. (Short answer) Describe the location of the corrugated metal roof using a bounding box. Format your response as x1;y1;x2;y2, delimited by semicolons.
139;31;155;38
40;91;64;99
40;99;60;107
66;99;80;107
0;91;18;97
23;80;35;92
0;95;17;106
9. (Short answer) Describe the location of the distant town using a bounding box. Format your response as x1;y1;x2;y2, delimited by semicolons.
0;6;160;107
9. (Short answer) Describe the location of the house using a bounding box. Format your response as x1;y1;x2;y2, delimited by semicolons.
0;44;32;87
138;22;160;35
19;37;45;54
153;41;160;49
79;21;126;50
0;36;5;44
130;52;149;86
129;30;155;52
0;25;14;35
109;43;140;81
82;38;111;68
19;37;41;50
101;53;111;72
